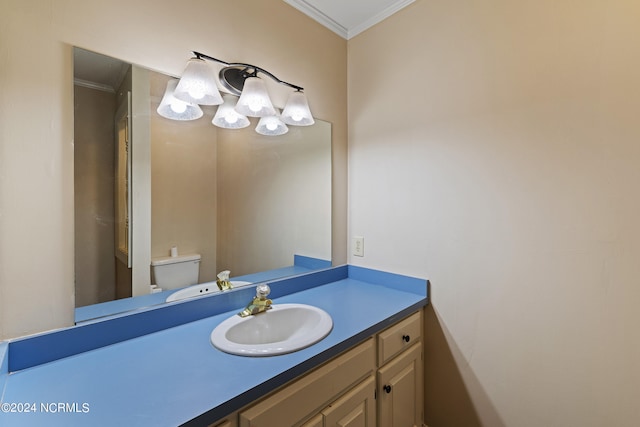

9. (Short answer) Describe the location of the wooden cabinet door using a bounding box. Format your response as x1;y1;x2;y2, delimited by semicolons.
240;339;374;427
301;413;324;427
323;376;376;427
377;343;422;427
300;414;324;427
208;416;237;427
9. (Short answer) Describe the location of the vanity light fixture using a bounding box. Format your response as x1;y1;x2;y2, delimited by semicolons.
255;113;289;136
157;79;204;121
173;57;223;105
212;94;251;129
281;90;315;126
234;76;276;118
164;51;314;134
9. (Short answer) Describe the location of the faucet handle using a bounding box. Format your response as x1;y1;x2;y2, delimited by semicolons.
256;283;271;299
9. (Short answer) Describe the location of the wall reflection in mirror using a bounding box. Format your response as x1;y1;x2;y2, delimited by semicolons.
73;48;331;322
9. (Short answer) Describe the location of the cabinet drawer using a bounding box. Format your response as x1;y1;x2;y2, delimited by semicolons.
240;338;375;427
377;311;422;366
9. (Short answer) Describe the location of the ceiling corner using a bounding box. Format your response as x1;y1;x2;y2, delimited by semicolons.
283;0;349;39
347;0;415;39
283;0;415;40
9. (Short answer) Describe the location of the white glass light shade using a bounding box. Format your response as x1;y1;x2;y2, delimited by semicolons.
234;77;276;117
281;91;315;126
157;80;203;121
212;95;250;129
173;58;223;105
255;115;288;136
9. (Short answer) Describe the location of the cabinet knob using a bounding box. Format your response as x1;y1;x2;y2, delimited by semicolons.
383;385;392;394
402;334;411;343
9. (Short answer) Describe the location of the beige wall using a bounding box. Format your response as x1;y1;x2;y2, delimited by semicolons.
0;0;347;339
348;1;640;426
216;122;331;277
150;73;219;284
73;85;116;306
151;105;219;284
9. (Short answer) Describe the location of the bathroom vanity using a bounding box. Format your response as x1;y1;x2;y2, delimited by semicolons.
0;265;428;427
218;310;423;427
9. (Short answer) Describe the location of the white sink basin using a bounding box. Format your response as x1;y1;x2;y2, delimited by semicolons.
166;281;252;302
210;303;333;356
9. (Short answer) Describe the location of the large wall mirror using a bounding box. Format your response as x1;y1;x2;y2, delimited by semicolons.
73;48;331;322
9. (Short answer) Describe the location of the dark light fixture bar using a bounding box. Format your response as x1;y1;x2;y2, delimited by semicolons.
192;51;304;94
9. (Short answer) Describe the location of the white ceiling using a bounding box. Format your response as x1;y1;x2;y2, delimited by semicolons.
283;0;415;40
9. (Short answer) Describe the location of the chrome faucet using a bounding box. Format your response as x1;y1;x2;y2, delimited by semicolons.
238;284;272;317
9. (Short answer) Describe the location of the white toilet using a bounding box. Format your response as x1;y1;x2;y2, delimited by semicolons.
150;253;201;290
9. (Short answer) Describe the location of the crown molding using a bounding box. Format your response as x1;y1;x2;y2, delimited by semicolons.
348;0;415;39
283;0;415;40
283;0;348;39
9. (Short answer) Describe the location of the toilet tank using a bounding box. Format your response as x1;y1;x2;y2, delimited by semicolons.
150;254;201;290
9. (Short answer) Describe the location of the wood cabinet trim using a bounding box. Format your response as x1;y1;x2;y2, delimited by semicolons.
239;338;375;426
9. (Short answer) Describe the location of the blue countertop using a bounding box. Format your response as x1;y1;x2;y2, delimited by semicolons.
0;265;428;426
